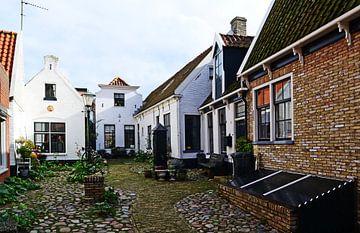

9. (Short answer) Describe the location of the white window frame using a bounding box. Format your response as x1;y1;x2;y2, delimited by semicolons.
253;73;294;142
0;120;7;174
34;122;67;155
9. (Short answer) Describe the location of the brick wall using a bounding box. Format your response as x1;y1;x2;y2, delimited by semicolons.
247;31;360;223
0;65;10;182
84;175;105;201
219;184;297;233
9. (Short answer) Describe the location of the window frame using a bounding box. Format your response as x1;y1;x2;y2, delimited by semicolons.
234;100;247;139
0;119;7;173
253;74;294;143
34;122;66;154
114;93;125;107
184;114;201;152
214;46;223;99
163;113;171;152
124;125;135;149
207;112;214;154
218;108;226;153
44;83;57;101
104;124;115;149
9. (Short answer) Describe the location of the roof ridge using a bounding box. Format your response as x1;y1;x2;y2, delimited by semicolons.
138;46;212;113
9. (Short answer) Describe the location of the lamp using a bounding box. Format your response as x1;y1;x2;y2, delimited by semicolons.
82;92;96;108
82;92;95;160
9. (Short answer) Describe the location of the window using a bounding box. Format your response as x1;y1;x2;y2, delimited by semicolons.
257;87;270;140
163;113;171;152
0;118;6;168
44;84;56;100
254;76;292;142
34;122;65;153
235;101;247;139
214;46;223;99
114;93;124;106
207;113;214;153
185;115;200;151
147;125;152;149
274;79;292;139
104;125;115;149
124;125;135;149
218;108;226;153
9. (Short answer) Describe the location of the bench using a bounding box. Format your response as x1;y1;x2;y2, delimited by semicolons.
197;153;225;178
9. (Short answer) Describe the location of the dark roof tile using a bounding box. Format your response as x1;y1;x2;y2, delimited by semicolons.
243;0;360;71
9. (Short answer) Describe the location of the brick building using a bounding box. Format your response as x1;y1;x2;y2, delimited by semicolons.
0;30;17;182
216;0;360;232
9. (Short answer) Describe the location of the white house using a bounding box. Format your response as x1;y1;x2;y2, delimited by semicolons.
199;17;253;158
19;55;86;160
95;77;142;152
134;47;212;160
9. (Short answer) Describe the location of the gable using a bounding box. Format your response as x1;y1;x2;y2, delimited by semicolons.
138;47;212;114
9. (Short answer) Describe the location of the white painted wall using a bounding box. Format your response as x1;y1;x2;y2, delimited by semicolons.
95;84;142;152
135;51;212;159
22;55;85;160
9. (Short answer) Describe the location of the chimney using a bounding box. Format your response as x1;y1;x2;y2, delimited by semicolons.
230;16;247;36
44;55;59;71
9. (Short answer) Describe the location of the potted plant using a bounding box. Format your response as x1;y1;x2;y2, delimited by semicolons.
232;137;255;177
16;139;35;177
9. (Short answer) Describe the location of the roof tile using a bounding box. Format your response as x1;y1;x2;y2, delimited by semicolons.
220;34;253;48
243;0;360;71
108;76;129;86
0;30;17;79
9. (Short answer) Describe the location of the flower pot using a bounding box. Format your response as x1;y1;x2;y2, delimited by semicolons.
144;170;152;178
156;170;167;181
19;168;29;178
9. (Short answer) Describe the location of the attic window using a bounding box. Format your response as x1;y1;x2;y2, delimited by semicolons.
44;84;57;101
49;64;52;70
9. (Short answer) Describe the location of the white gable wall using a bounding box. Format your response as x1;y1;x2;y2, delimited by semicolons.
95;85;142;151
135;51;212;159
22;56;85;160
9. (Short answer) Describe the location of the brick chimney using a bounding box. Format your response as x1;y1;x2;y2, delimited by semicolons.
44;55;59;71
230;16;247;36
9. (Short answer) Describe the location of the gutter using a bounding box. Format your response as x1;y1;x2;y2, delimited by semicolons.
237;5;360;77
199;87;247;111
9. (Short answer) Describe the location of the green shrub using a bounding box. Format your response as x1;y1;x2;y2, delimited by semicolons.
235;137;253;153
16;139;35;158
134;150;153;164
92;187;119;217
68;150;107;183
0;205;36;232
0;177;40;206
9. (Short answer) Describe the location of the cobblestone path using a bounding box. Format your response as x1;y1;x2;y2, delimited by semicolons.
176;190;278;233
17;172;136;233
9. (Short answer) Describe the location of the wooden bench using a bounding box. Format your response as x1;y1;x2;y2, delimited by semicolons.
197;153;225;178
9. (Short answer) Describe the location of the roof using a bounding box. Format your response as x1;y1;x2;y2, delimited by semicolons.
0;30;17;78
243;0;360;71
138;47;212;114
109;76;129;86
220;34;253;48
199;94;213;108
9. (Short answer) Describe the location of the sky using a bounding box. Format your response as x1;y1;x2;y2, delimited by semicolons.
1;0;272;97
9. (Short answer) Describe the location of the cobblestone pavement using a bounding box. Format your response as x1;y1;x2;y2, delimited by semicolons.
16;172;136;233
176;190;278;233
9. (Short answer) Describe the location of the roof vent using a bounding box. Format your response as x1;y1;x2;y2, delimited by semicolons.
230;16;247;36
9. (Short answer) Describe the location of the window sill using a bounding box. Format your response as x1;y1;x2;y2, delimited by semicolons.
43;97;57;101
183;149;203;153
42;153;67;156
0;167;8;175
253;140;294;145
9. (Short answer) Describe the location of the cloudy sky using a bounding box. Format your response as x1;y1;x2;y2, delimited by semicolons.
1;0;272;97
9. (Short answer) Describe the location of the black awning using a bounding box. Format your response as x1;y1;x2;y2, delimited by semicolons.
229;169;354;209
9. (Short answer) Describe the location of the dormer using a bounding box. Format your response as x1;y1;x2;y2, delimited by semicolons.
44;55;59;71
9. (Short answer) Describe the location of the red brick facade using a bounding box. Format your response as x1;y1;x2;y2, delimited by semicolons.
246;31;360;224
0;64;10;182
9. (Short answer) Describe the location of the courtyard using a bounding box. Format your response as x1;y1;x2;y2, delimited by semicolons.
1;158;278;233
